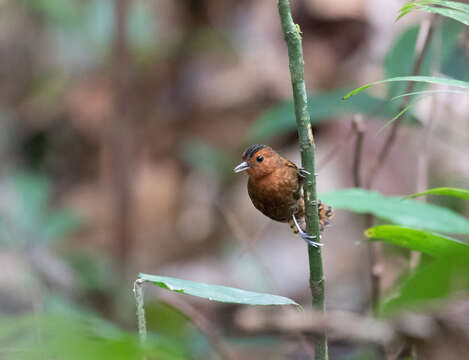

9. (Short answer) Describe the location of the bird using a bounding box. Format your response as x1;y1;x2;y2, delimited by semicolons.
234;144;333;247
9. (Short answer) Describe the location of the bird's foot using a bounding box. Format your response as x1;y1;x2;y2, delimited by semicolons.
298;168;311;178
291;214;323;248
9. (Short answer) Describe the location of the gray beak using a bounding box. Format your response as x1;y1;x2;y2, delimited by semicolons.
234;161;249;173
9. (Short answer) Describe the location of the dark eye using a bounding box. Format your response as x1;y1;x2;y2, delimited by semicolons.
256;155;264;163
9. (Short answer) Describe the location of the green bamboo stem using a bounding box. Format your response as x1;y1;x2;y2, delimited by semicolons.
277;1;328;359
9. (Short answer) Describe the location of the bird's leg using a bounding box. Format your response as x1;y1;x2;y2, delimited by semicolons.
291;213;323;248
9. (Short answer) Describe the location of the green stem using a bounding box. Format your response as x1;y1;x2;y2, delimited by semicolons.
277;1;327;359
134;278;147;345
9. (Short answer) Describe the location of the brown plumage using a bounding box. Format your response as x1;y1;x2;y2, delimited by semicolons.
234;144;333;244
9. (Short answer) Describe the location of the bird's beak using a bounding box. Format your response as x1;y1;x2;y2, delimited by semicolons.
234;161;249;173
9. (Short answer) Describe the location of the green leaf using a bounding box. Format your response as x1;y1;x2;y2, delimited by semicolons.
139;274;299;307
0;310;188;360
365;225;469;258
397;1;469;26
405;187;469;201
249;89;420;142
380;256;469;315
320;188;469;234
343;75;469;100
391;89;469;100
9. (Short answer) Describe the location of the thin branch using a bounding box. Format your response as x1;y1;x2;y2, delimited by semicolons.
110;0;135;278
412;18;441;271
277;1;328;359
351;115;365;188
365;16;436;189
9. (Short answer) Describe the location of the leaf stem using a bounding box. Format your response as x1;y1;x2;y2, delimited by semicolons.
133;278;147;346
277;1;327;359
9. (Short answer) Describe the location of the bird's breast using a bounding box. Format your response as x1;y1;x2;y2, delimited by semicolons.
247;170;300;222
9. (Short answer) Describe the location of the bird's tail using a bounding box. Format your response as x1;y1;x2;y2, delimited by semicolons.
318;200;334;232
289;200;334;234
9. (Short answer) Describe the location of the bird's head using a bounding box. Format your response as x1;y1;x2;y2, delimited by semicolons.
234;144;281;179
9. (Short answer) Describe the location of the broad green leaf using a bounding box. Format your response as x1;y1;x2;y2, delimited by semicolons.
320;188;469;234
380;256;469;316
249;89;420;142
139;274;299;306
365;225;469;258
343;75;469;100
405;187;469;201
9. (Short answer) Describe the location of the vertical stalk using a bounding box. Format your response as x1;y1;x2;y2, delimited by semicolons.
133;279;147;345
277;1;327;359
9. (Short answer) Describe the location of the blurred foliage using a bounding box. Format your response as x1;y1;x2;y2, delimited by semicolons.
64;252;117;292
380;255;469;316
0;172;81;248
0;304;190;360
363;191;469;316
249;18;464;143
180;139;232;181
20;0;158;67
248;90;421;142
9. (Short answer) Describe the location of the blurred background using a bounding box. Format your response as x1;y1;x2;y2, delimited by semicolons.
1;0;469;359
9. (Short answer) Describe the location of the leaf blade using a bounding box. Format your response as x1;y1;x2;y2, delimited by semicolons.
139;274;299;306
320;188;469;234
365;225;469;258
405;187;469;201
343;75;469;100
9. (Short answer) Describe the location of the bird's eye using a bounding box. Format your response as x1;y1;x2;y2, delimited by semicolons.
256;155;264;163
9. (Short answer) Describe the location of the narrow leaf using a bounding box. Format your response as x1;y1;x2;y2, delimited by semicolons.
320;188;469;234
365;225;469;258
139;274;299;306
391;89;469;100
343;75;469;100
405;187;469;201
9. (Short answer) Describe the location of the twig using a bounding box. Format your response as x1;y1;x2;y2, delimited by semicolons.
133;279;147;345
277;1;328;359
351;115;365;188
110;0;134;278
365;16;435;189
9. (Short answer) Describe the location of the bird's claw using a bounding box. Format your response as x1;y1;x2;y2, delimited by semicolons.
292;214;323;248
300;232;323;248
298;168;311;178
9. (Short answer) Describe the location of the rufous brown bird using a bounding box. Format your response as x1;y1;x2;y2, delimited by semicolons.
234;144;333;247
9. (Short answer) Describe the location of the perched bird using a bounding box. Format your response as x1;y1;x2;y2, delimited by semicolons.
234;144;333;247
